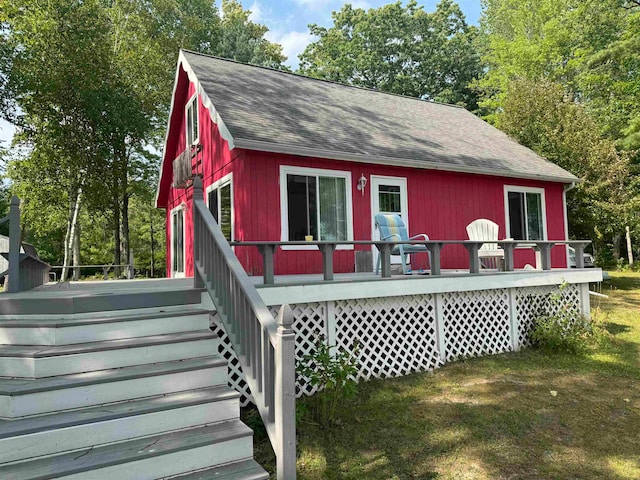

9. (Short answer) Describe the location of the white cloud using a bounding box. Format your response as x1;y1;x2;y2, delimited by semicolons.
248;1;262;22
348;0;372;9
293;0;335;10
266;30;316;69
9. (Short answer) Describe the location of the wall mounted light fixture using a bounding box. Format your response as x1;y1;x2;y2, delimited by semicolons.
356;174;367;196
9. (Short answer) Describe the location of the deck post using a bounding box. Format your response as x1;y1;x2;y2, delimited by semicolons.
463;242;481;274
571;242;589;269
498;242;517;272
318;243;336;281
508;288;520;351
579;283;591;319
326;301;337;357
375;243;392;278
434;293;446;363
275;305;297;480
425;242;443;275
192;176;205;289
257;244;277;285
7;196;20;293
538;243;555;271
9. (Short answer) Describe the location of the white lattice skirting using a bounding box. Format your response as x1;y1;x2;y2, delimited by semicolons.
213;282;589;406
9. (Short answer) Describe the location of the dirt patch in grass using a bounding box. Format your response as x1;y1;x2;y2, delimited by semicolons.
250;272;640;479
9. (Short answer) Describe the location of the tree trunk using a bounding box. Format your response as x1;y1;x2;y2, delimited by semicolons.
121;192;130;274
61;187;82;282
626;226;634;267
613;234;622;261
113;195;121;278
72;222;81;281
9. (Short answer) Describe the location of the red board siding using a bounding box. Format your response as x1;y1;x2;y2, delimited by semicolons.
232;151;568;275
164;78;241;278
161;73;569;277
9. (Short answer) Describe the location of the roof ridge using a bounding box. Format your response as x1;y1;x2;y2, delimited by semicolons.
180;49;466;110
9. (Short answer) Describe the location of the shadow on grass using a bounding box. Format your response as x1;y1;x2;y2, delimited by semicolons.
602;275;640;291
606;322;631;335
287;347;640;479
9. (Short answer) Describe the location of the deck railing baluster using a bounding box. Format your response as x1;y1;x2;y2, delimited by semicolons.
191;177;295;480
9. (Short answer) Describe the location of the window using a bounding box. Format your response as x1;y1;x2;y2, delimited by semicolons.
280;166;353;248
171;206;185;277
378;184;402;213
186;95;199;147
505;187;546;240
206;175;233;242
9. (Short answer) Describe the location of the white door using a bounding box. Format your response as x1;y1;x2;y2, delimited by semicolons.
171;207;185;278
371;176;408;268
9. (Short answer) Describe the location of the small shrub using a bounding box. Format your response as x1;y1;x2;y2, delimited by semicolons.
531;283;606;354
297;334;359;424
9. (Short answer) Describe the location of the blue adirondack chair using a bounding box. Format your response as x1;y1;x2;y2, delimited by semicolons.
374;214;431;275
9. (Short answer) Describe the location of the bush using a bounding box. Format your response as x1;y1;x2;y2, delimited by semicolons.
297;335;359;424
531;284;606;354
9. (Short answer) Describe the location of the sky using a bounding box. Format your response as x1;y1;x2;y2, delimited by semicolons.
0;0;482;147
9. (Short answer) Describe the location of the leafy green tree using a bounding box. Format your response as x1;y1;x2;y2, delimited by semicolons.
497;78;633;252
1;0;285;278
219;0;287;69
299;0;482;109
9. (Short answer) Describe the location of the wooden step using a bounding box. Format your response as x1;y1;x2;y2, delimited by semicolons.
0;288;204;316
0;386;240;464
0;356;227;418
0;330;219;378
0;309;211;345
171;459;269;480
0;420;255;480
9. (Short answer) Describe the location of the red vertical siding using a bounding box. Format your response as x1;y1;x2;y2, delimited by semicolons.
163;76;241;278
233;151;568;275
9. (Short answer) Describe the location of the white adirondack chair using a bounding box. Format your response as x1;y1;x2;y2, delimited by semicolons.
466;219;507;269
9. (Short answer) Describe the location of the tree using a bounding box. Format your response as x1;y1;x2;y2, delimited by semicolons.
299;0;482;109
1;0;285;278
497;78;633;252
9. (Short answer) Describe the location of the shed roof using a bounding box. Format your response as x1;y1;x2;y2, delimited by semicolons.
178;49;578;184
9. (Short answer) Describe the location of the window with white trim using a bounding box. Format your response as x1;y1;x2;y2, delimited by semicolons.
186;95;199;147
505;187;545;240
281;167;352;242
207;176;233;242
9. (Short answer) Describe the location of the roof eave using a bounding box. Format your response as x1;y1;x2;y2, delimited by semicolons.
156;50;237;208
233;138;581;185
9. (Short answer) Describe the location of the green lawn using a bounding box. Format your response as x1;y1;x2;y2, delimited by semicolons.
249;272;640;479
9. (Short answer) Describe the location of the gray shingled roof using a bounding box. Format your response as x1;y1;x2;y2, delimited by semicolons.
182;50;578;183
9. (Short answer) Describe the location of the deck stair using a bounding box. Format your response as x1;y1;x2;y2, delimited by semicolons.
0;282;268;480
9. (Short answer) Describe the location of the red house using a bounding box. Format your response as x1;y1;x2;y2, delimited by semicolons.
156;50;579;279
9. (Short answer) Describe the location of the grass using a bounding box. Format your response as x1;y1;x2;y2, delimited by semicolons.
247;272;640;479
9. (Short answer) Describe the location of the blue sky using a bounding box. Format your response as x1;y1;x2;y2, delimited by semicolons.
0;1;481;146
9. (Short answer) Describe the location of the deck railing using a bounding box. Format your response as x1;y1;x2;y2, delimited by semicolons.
0;196;22;293
231;239;592;285
192;177;296;480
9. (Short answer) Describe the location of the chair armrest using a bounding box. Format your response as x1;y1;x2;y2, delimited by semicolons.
409;234;429;241
381;233;402;241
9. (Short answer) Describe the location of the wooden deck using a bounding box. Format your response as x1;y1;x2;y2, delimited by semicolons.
0;278;195;299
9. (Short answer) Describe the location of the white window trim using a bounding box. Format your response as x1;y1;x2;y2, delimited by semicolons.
279;165;354;251
185;93;199;147
504;185;548;241
205;172;234;242
170;203;186;278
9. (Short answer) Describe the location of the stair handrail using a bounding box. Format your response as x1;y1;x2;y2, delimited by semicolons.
0;196;22;293
192;176;296;480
